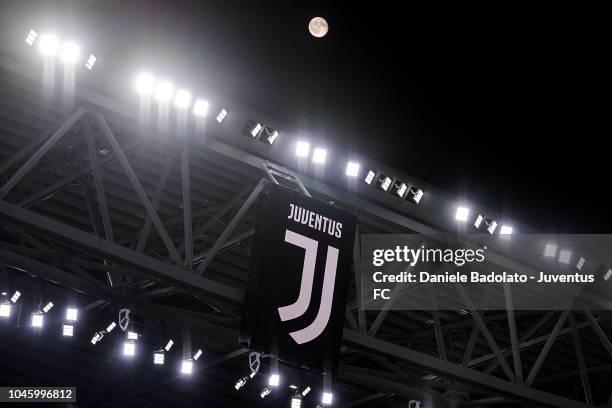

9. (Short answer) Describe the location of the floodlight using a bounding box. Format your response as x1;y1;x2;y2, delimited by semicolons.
543;243;557;258
60;42;80;64
260;126;279;144
135;73;156;95
216;108;228;123
364;169;376;185
165;339;174;351
268;374;280;387
296;141;310;157
154;351;165;365
154;81;174;101
62;323;74;337
605;269;612;281
289;385;298;389
85;54;96;70
260;387;271;398
499;225;513;235
392;181;408;198
312;148;327;164
106;321;116;332
322;392;333;405
127;331;138;340
301;386;311;397
0;303;11;318
249;370;257;379
39;34;59;56
377;175;392;192
66;308;78;321
91;332;104;345
42;301;54;313
123;341;135;357
174;89;192;109
193;349;203;360
246;121;262;138
181;359;193;375
558;249;572;264
291;394;302;408
234;377;248;390
25;29;38;46
193;99;209;116
455;206;470;222
474;215;497;234
10;291;21;303
31;313;44;328
345;162;360;177
406;186;424;204
576;257;586;270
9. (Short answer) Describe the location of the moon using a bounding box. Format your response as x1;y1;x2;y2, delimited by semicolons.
309;17;329;38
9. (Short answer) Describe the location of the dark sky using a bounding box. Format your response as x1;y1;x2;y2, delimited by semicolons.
3;1;609;232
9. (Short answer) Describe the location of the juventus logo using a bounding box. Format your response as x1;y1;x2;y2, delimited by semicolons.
278;229;339;345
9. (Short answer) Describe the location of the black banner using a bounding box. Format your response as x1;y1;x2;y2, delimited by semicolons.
240;183;357;373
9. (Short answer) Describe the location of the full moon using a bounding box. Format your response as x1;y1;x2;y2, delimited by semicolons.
308;17;329;38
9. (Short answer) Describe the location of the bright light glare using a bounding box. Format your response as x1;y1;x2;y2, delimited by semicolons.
62;323;74;337
165;339;174;351
558;249;572;264
346;162;360;177
31;313;44;328
301;386;311;396
291;396;302;408
322;392;333;405
42;301;54;313
312;148;327;164
123;341;135;356
127;331;138;340
216;108;228;123
85;54;96;70
66;308;78;321
154;351;165;365
193;349;203;360
193;99;209;116
10;291;21;303
25;29;38;46
106;321;116;332
543;243;557;258
181;360;193;375
174;89;192;109
39;34;59;56
155;81;174;101
296;141;310;157
60;42;80;64
135;73;156;95
268;374;280;387
455;206;470;222
0;303;11;317
499;225;513;235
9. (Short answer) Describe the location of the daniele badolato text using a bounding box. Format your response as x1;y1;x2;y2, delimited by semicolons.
370;246;595;284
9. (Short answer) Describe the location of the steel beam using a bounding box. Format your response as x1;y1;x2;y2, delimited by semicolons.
181;143;193;270
569;313;594;406
584;310;612;358
504;284;523;384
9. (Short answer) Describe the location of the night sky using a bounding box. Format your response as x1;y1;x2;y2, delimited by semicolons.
2;1;608;232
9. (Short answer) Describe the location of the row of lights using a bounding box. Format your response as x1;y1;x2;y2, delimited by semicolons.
255;373;331;407
25;29;96;70
455;206;513;236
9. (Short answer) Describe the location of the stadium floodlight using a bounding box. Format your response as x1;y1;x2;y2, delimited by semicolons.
0;302;11;318
85;54;96;70
60;42;80;64
301;386;311;397
245;121;262;138
322;392;333;405
91;332;104;345
406;186;424;204
364;169;376;185
289;385;298;389
474;215;498;234
234;376;248;390
216;108;228;123
576;257;586;270
174;89;192;109
135;73;156;95
39;34;59;56
249;370;257;379
312;148;327;164
164;339;174;351
268;374;280;387
193;349;203;360
193;99;209;116
154;81;174;101
543;243;557;258
377;175;392;192
62;323;74;337
260;387;271;399
10;290;21;303
127;331;138;340
345;162;360;177
106;321;117;332
123;341;136;357
605;269;612;281
455;206;470;222
296;141;310;157
392;181;408;198
31;313;44;328
25;29;38;46
499;225;513;235
153;351;165;365
291;394;302;408
181;359;193;375
42;301;54;313
66;308;78;321
558;249;572;264
261;126;279;144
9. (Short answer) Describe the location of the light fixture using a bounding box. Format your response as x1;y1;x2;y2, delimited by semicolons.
25;29;38;46
455;206;470;222
153;351;165;365
234;376;248;390
85;54;96;70
392;181;408;198
296;141;310;157
164;339;174;351
10;290;21;303
364;169;376;185
39;34;59;56
499;225;513;235
345;162;360;177
216;108;228;123
123;341;136;357
260;126;279;144
322;392;333;405
268;374;280;387
291;394;302;408
474;214;498;234
42;301;54;313
154;81;174;101
576;257;586;270
260;387;271;399
377;175;392;192
135;73;156;95
301;386;311;397
406;186;424;204
312;148;327;164
174;89;192;109
106;321;116;332
245;121;262;138
62;323;74;337
558;249;572;264
543;243;557;258
91;331;104;345
31;313;44;328
193;99;209;116
127;331;138;340
0;302;11;318
193;349;203;360
60;42;80;64
181;359;193;375
66;308;78;321
289;385;298;389
605;269;612;281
